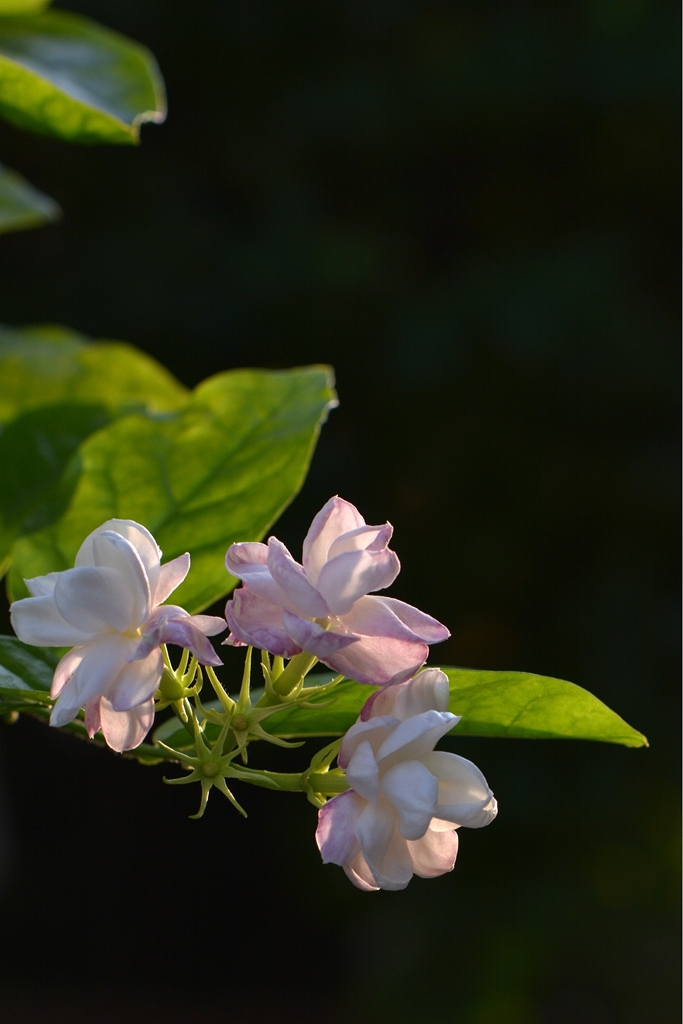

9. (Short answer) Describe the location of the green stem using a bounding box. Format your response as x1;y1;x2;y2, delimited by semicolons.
260;650;319;702
229;766;348;795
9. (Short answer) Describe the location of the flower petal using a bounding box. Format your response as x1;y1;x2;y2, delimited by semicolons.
302;496;365;582
319;632;429;686
84;696;101;738
338;715;399;769
154;553;190;605
190;615;226;637
361;667;453;721
282;611;359;660
375;710;459;770
356;798;414;891
51;645;91;698
380;760;439;840
327;523;393;560
267;538;329;619
224;589;301;658
50;636;134;727
344;595;449;644
316;547;400;616
420;751;498;828
53;565;138;634
407;828;459;878
343;854;381;891
316;789;364;865
99;696;155;751
137;609;222;667
90;530;151;627
77;519;161;597
346;739;380;803
10;594;95;647
24;572;61;597
226;543;291;608
106;648;164;712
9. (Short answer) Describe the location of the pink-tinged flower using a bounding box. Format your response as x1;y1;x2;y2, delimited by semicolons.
315;668;497;891
10;519;225;752
224;496;449;685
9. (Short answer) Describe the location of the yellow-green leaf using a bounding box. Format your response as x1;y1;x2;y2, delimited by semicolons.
0;160;60;232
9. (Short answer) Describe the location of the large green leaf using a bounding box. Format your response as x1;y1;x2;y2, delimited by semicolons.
0;634;55;691
153;666;647;753
7;367;338;611
0;324;188;424
0;160;60;233
0;1;50;14
0;10;165;144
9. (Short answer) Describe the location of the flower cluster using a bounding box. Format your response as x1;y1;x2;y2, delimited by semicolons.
316;669;497;890
9;498;498;891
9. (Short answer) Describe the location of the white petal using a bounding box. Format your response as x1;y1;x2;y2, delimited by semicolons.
24;572;61;597
77;519;161;596
365;667;452;720
421;751;498;828
51;645;90;698
154;552;190;605
91;531;151;627
380;760;438;840
345;739;380;803
356;798;414;891
106;648;164;712
53;565;137;634
50;636;133;727
375;710;459;770
327;523;393;560
338;715;399;769
302;497;365;583
99;697;155;751
10;594;95;647
407;828;459;878
317;547;400;616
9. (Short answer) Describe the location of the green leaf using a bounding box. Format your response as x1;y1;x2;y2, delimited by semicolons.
0;634;56;692
0;160;60;233
8;367;338;610
0;323;188;424
0;1;50;14
0;10;165;144
441;667;647;746
155;666;646;752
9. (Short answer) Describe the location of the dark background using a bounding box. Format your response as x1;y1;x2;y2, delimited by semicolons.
0;2;679;1022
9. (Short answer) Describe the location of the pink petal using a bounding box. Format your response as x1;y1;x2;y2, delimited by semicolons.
319;633;429;686
135;606;223;666
343;853;380;891
226;542;289;608
282;611;359;660
224;589;301;658
154;553;190;605
407;828;459;878
343;595;449;644
10;593;95;647
266;538;329;619
316;789;364;865
99;697;155;752
302;496;365;582
361;667;452;721
327;523;393;560
380;760;438;840
317;548;400;616
107;648;164;712
191;615;227;637
84;696;102;738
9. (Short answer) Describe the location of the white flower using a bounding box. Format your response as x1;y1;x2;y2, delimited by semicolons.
10;519;225;751
316;669;497;890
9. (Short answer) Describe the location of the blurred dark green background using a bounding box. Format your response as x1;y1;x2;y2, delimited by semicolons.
0;2;679;1022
